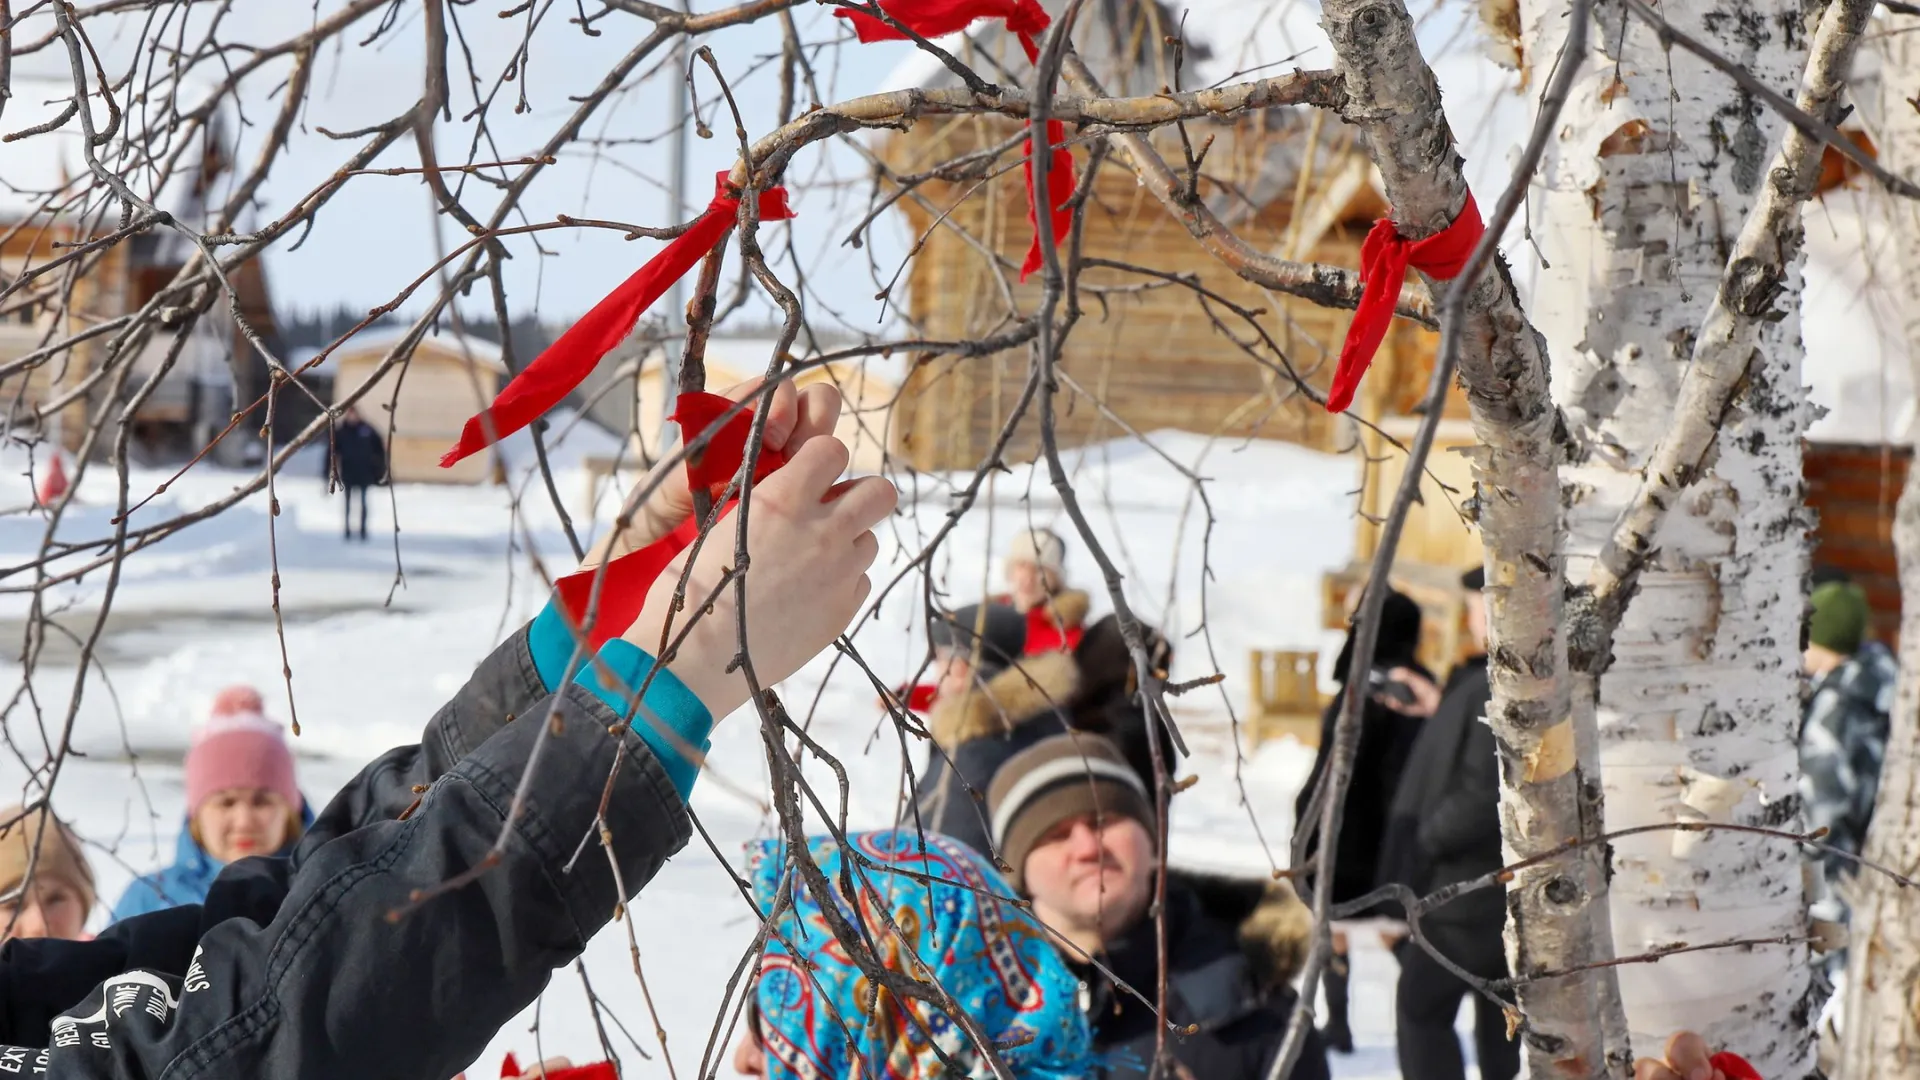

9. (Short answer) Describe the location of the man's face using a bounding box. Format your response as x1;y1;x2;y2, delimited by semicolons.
934;648;974;703
1465;592;1488;651
1022;813;1155;944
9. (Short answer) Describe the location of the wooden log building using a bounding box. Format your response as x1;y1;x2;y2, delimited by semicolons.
877;7;1432;473
1;76;289;464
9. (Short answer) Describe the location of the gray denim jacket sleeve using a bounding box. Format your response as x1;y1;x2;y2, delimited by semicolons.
21;680;692;1080
300;624;552;853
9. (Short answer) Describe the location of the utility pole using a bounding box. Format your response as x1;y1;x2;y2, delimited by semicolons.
658;34;692;457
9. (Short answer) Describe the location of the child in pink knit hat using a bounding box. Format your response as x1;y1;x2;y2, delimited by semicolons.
111;685;308;922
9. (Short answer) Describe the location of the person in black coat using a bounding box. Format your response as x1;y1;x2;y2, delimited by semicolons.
326;406;387;541
1068;610;1179;788
1375;566;1517;1080
1292;587;1437;1053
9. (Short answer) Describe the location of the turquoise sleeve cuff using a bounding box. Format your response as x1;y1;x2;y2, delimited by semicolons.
577;639;714;801
528;601;580;692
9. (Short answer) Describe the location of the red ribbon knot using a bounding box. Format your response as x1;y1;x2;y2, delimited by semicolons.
833;0;1073;282
553;391;788;649
1325;191;1485;414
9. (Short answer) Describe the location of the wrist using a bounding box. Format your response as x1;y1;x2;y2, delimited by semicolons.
626;600;748;720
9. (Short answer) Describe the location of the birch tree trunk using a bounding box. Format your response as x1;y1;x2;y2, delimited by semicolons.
1519;0;1822;1071
1316;4;1624;1073
1838;17;1920;1074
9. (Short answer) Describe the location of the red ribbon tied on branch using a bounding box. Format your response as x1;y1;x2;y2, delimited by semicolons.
551;392;788;650
669;390;789;501
441;174;796;467
834;0;1074;282
1325;191;1485;414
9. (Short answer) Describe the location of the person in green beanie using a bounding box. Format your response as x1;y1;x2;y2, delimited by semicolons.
1799;576;1896;933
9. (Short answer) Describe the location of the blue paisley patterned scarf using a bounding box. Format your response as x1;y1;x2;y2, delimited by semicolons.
747;829;1093;1079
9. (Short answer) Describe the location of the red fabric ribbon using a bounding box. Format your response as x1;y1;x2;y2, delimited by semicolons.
441;174;796;467
554;511;703;653
833;0;1073;282
551;394;787;650
1325;192;1485;414
670;390;789;501
833;0;1049;44
1021;121;1074;282
499;1053;617;1080
1711;1053;1762;1080
1022;602;1083;655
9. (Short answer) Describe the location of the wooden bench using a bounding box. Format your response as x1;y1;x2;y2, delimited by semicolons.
1247;649;1326;748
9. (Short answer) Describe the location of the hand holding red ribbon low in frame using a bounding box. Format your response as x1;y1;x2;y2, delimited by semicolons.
1324;191;1486;414
441;174;796;468
552;392;788;650
1711;1053;1762;1080
833;0;1074;282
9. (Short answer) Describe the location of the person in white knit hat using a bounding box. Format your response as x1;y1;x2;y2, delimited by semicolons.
999;527;1088;656
1005;527;1066;609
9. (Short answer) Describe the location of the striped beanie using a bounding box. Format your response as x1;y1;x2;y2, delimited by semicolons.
987;734;1155;892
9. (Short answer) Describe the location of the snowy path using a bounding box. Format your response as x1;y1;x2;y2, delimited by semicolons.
0;428;1488;1077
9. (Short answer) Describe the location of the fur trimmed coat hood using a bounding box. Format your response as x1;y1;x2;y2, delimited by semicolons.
927;649;1081;751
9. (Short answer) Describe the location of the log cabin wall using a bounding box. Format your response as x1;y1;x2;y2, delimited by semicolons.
1806;440;1909;648
884;114;1423;471
0;222;130;451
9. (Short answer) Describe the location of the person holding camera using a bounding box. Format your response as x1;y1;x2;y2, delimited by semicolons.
1374;566;1517;1080
1292;587;1437;1053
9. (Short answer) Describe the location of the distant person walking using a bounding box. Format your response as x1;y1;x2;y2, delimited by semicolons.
1800;577;1895;932
327;406;387;541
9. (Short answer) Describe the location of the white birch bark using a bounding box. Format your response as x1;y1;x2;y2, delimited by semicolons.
1838;15;1920;1075
1316;3;1621;1073
1519;0;1823;1071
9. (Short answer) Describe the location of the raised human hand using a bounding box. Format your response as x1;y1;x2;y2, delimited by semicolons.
624;433;896;719
1634;1033;1737;1080
580;377;842;572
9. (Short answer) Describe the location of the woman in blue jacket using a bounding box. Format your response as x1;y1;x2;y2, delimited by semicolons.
111;687;310;921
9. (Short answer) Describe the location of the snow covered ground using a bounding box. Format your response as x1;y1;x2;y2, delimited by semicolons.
0;418;1488;1078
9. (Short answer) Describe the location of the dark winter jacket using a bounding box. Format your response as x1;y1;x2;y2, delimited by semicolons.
1375;655;1505;954
0;621;695;1079
910;589;1176;860
1294;591;1428;908
326;417;387;488
913;647;1081;856
1073;878;1330;1080
1073;610;1179;788
1801;640;1897;880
